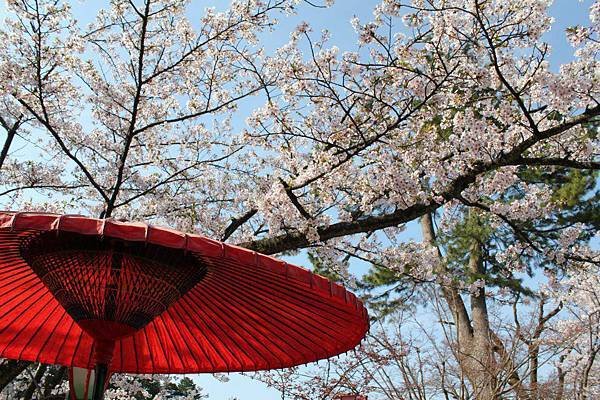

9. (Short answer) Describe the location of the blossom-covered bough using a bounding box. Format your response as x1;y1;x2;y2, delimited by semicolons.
0;0;599;398
243;0;599;256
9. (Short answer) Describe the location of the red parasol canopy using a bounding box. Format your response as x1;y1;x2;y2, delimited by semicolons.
0;211;369;377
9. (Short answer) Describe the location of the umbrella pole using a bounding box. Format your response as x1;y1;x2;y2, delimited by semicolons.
90;339;114;400
91;363;108;400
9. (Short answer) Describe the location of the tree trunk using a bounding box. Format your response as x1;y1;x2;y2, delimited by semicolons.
421;214;528;400
555;354;566;400
579;348;599;400
465;242;499;400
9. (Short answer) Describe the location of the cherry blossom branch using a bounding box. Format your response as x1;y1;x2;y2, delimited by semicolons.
286;66;458;191
115;147;245;210
103;0;152;218
17;98;110;203
474;0;547;137
0;115;23;171
140;1;291;86
456;195;600;266
0;184;86;198
131;85;268;136
240;104;599;254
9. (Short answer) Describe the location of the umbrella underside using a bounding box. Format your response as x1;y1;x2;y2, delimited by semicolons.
0;213;369;374
21;231;207;335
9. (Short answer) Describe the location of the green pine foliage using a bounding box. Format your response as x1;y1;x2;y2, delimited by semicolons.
356;163;598;316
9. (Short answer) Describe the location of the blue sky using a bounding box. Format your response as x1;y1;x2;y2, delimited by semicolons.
0;0;595;398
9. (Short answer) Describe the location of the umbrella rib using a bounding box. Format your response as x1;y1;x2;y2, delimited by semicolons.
216;260;355;331
198;273;326;362
154;312;191;371
147;319;171;372
216;258;358;317
0;280;46;335
37;309;71;364
142;325;156;373
0;258;33;275
166;300;220;372
69;328;86;367
214;259;368;359
222;275;341;356
0;287;53;355
117;339;124;372
178;294;244;372
198;272;331;361
163;306;205;371
131;332;140;372
184;285;270;371
52;318;76;366
0;273;39;298
184;282;267;371
193;280;288;369
16;300;62;360
85;334;95;369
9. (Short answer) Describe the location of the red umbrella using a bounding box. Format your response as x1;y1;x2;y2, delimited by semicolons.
0;212;369;399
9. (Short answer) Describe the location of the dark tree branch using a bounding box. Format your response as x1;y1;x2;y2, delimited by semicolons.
0;184;86;197
103;0;152;218
240;201;438;254
0;115;23;171
42;366;67;398
22;363;47;400
279;178;313;220
222;208;258;241
508;157;600;170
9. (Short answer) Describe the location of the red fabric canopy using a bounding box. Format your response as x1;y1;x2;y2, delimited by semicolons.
0;212;369;374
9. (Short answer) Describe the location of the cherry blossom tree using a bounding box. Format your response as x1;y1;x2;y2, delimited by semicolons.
547;265;600;399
